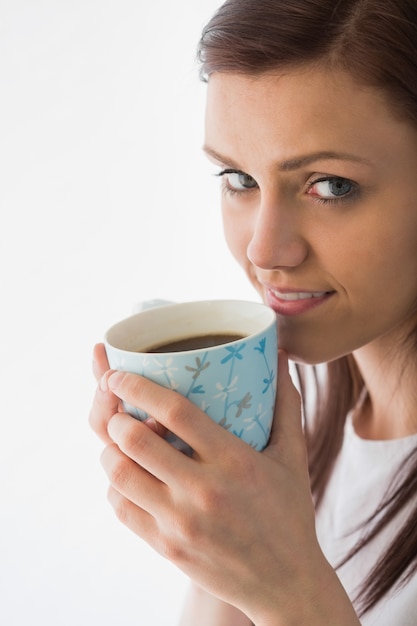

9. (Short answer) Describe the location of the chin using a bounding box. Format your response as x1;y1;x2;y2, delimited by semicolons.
288;353;329;366
280;336;351;367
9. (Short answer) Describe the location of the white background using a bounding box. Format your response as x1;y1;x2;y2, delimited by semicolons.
0;1;256;625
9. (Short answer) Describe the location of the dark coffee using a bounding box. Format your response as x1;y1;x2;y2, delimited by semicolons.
145;333;244;353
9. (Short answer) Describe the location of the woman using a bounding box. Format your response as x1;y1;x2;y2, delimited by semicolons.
89;0;417;623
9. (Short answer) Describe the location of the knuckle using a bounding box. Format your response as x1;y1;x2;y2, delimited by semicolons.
164;395;190;430
221;445;258;484
88;405;99;433
106;414;154;462
107;451;132;491
158;535;186;563
159;513;200;562
119;422;150;456
157;490;227;564
193;479;228;516
88;389;103;432
89;388;119;442
108;487;130;526
178;512;201;543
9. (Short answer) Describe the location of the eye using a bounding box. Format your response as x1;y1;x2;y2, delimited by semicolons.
217;169;258;193
308;176;356;201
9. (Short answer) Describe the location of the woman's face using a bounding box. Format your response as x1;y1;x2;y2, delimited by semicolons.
204;68;417;364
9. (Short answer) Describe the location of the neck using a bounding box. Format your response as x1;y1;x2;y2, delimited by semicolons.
352;333;417;440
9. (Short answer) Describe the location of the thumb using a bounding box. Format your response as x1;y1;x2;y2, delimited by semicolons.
264;350;305;460
92;343;110;382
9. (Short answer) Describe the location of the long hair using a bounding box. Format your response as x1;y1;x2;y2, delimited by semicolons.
198;0;417;616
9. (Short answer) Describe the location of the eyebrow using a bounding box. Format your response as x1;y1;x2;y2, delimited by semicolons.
203;145;371;172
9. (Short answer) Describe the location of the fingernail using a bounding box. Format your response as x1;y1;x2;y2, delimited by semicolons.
144;417;158;432
99;373;108;392
108;371;124;391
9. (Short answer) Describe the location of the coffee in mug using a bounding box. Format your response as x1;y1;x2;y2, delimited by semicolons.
144;333;245;353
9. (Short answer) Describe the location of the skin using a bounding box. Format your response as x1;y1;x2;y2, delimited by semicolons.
205;68;417;439
91;345;359;625
89;66;417;624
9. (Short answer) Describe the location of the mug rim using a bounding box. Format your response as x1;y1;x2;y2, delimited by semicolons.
104;299;277;355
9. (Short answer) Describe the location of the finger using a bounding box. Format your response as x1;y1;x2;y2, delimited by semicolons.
143;416;168;438
107;485;159;543
101;442;169;514
106;411;195;486
107;371;237;459
89;370;120;444
92;343;109;382
264;350;305;461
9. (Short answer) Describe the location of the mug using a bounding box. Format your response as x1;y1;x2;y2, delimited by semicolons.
104;299;277;451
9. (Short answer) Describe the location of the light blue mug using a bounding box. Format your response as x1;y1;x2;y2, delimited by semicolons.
104;300;277;451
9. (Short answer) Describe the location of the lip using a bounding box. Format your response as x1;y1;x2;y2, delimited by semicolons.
265;286;335;317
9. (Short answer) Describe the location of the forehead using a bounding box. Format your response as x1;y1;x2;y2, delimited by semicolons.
206;68;387;125
204;69;415;169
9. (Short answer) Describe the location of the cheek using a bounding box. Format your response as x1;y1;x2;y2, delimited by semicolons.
221;206;251;267
333;215;417;324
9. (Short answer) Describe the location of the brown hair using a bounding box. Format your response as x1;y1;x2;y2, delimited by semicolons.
199;0;417;125
198;0;417;617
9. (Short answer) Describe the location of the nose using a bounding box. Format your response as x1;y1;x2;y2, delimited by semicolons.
246;192;309;270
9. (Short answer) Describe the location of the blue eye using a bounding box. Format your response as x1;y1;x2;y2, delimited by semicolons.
217;169;258;193
309;176;356;201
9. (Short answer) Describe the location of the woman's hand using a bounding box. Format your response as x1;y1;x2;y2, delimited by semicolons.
89;344;359;625
89;343;166;441
90;343;118;444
